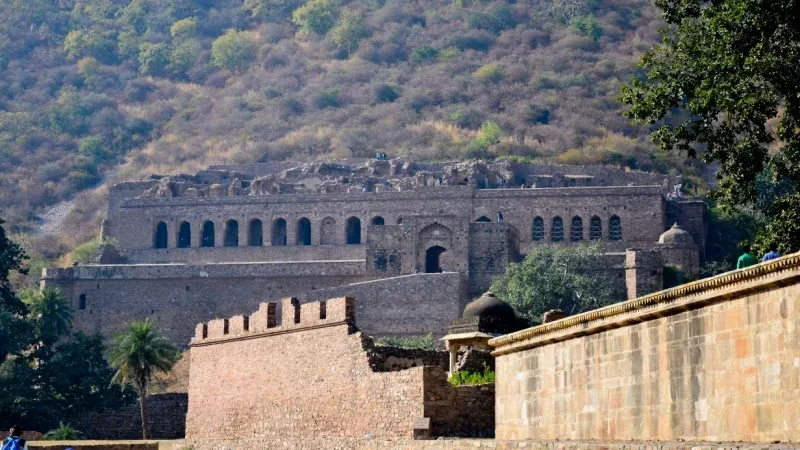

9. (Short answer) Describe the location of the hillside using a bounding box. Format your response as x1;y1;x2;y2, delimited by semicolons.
0;0;703;263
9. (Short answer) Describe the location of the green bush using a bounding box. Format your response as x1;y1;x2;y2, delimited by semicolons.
467;4;516;34
138;43;171;77
450;109;484;129
292;0;338;35
374;84;400;103
212;29;255;72
525;104;550;125
448;364;495;386
569;15;604;41
375;333;436;350
170;17;198;39
43;422;83;441
331;9;369;54
411;45;439;63
314;89;340;109
473;63;504;83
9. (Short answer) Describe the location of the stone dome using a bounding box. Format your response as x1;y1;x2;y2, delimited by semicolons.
658;223;696;247
462;291;517;323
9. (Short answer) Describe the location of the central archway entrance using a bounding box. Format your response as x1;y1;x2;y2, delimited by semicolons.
425;246;446;273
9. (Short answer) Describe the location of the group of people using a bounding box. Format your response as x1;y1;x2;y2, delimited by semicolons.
737;243;782;269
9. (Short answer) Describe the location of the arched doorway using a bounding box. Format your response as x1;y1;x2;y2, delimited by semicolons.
346;217;361;245
272;218;287;246
425;246;446;273
224;219;239;247
201;221;215;247
178;222;191;248
153;222;168;249
296;217;311;245
248;219;263;246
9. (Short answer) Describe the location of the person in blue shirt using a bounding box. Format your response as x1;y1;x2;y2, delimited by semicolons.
762;242;781;262
2;425;26;450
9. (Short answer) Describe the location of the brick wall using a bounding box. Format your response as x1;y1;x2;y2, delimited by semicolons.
68;393;187;440
491;254;800;442
186;297;493;444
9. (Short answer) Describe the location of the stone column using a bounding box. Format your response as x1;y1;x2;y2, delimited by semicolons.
448;344;459;378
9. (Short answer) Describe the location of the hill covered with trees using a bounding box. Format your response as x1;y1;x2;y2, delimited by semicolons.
0;0;702;262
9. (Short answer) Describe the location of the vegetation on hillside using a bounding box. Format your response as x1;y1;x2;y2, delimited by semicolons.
0;0;701;252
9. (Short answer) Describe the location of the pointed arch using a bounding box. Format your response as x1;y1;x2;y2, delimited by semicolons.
224;219;239;247
346;217;361;245
272;218;287;246
570;216;583;242
551;217;564;242
178;221;191;248
248;219;263;246
296;217;311;246
153;222;168;249
201;221;215;247
590;216;602;240
532;216;544;241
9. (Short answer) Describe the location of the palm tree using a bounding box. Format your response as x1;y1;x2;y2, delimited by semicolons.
25;287;73;347
109;320;179;439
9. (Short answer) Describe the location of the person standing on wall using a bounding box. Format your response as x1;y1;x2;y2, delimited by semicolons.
737;244;758;269
762;243;781;262
497;212;504;223
2;426;27;450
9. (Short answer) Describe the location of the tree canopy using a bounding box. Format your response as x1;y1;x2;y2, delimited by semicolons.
621;0;800;251
490;244;620;325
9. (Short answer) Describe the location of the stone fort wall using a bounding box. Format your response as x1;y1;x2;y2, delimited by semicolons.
491;253;800;442
186;297;494;444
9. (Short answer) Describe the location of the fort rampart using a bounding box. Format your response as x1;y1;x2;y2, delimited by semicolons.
491;253;800;442
186;297;494;445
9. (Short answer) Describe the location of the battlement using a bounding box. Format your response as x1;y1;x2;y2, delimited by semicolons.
192;297;354;344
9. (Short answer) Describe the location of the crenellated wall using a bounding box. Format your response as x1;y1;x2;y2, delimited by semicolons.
186;297;494;445
491;253;800;442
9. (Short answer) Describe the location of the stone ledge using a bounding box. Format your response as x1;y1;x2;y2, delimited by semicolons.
490;252;800;355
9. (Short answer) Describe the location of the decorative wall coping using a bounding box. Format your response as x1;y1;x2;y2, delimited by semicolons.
489;253;800;355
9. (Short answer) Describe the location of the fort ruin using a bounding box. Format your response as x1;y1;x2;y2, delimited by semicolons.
41;158;706;345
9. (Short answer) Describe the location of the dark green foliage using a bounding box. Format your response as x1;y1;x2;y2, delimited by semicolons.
450;109;485;130
314;89;340;109
491;244;620;325
621;0;800;251
663;265;693;289
374;84;400;103
524;104;550;125
410;45;438;63
467;3;517;35
569;15;604;41
0;219;32;364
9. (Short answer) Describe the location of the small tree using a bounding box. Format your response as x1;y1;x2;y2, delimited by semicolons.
292;0;338;36
331;9;369;54
211;29;255;72
109;320;179;439
23;287;73;350
491;244;619;325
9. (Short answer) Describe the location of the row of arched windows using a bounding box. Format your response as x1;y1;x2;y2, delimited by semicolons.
531;215;622;242
153;216;390;249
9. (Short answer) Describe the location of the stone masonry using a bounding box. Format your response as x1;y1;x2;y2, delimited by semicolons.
491;253;800;442
41;159;705;346
185;296;494;446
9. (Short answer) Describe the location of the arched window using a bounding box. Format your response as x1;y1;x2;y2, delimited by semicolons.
248;219;263;246
570;216;583;242
609;215;622;241
320;217;336;245
532;216;545;241
346;217;361;245
551;217;564;242
178;222;191;248
476;216;491;223
371;216;385;226
296;218;311;246
79;294;86;310
224;220;239;247
272;218;287;246
153;222;168;249
590;216;602;241
201;221;215;247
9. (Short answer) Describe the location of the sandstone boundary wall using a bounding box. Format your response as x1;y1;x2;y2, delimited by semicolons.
68;393;187;440
491;253;800;442
186;297;493;444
